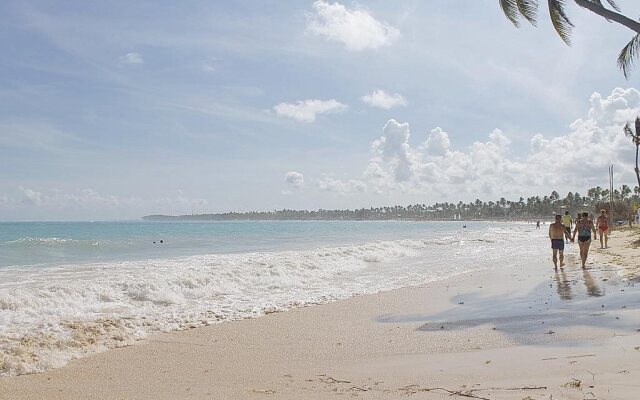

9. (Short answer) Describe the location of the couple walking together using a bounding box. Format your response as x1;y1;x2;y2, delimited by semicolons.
549;210;609;270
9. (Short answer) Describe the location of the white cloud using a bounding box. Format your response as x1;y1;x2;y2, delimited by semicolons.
284;171;304;189
306;1;400;51
151;190;208;211
588;87;640;125
422;127;450;156
361;90;408;109
273;99;347;122
12;187;208;214
317;176;366;193
19;187;43;206
120;52;143;64
318;87;640;199
370;119;417;184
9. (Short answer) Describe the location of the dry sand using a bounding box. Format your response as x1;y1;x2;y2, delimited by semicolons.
591;225;640;278
1;228;639;399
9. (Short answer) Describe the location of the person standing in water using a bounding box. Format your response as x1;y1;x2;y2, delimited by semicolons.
596;209;610;248
549;214;566;270
572;212;597;269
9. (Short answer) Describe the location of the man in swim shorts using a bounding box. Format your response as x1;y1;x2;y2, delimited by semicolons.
596;209;609;248
561;211;573;243
549;214;566;270
572;212;597;269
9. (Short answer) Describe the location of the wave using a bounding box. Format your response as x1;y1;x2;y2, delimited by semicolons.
0;231;525;376
2;237;101;248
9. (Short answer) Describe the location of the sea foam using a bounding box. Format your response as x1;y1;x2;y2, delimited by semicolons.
0;225;544;376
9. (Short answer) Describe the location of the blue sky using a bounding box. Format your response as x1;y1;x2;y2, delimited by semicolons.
1;0;639;220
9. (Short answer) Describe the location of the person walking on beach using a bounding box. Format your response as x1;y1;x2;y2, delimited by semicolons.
596;209;610;248
536;220;540;229
549;215;565;270
572;212;597;269
561;211;573;243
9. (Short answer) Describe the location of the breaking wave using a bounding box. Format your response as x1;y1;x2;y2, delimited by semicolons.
0;226;540;376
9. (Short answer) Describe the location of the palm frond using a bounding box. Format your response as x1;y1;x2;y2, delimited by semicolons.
624;122;634;137
517;0;539;26
500;0;521;27
617;34;640;79
548;0;574;45
628;118;640;144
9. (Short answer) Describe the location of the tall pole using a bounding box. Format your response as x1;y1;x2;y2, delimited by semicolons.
609;165;614;227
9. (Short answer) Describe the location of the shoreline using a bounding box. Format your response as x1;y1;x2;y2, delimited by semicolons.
2;229;639;399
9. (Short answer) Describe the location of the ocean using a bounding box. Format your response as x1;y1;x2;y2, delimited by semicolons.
0;220;548;376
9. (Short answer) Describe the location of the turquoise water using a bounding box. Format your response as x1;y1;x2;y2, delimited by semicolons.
0;220;481;268
0;220;547;376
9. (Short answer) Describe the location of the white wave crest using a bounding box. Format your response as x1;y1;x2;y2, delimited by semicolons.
0;238;442;376
0;229;539;376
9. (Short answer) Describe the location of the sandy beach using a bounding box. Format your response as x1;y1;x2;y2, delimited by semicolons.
1;227;639;399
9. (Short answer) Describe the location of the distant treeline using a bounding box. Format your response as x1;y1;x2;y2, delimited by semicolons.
143;185;640;222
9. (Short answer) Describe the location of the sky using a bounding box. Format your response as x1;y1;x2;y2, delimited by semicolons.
1;0;640;220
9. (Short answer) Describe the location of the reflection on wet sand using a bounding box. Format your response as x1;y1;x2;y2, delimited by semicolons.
553;267;604;301
582;268;602;297
554;269;572;300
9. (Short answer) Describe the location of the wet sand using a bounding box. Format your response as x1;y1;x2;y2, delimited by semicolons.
1;229;639;399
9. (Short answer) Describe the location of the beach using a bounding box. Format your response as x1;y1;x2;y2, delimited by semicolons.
1;225;639;399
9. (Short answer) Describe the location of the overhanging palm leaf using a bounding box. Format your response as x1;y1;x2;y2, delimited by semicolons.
618;34;640;79
499;0;640;77
500;0;539;26
548;0;574;45
624;117;640;190
626;117;640;145
518;0;539;25
500;0;521;26
623;122;633;138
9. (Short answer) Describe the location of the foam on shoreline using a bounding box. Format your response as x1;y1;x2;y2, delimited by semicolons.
0;225;540;376
1;232;638;399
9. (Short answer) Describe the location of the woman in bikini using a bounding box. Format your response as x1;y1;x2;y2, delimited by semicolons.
596;209;609;248
572;212;597;269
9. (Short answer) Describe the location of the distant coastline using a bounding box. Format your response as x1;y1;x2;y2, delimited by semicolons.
143;189;639;222
143;210;541;222
142;213;486;222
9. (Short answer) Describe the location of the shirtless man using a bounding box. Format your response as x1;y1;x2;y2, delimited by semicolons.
572;212;597;269
596;209;609;248
549;214;566;270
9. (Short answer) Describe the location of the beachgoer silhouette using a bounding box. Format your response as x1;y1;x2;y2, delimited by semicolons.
549;215;565;270
571;212;597;269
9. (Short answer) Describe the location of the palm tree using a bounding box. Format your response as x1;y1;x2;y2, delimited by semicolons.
499;0;640;77
624;117;640;190
620;184;632;200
